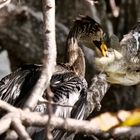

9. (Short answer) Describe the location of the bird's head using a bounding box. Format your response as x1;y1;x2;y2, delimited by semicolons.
67;16;108;57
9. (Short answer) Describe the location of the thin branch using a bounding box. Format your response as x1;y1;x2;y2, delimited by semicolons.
109;0;119;17
45;88;53;140
11;118;31;140
84;0;101;23
0;115;11;135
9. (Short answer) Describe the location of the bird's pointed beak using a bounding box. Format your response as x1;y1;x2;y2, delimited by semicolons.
100;42;108;57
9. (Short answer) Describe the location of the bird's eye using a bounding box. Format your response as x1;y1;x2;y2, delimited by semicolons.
103;33;109;42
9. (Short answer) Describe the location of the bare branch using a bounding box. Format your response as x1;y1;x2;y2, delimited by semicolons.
0;0;11;9
0;115;11;135
11;118;31;140
109;0;119;17
84;0;101;23
5;130;18;140
23;0;57;111
1;86;140;139
45;89;53;140
0;100;103;137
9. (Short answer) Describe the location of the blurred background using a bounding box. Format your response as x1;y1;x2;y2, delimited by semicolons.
0;0;140;131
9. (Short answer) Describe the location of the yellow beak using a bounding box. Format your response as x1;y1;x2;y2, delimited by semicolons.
100;42;108;57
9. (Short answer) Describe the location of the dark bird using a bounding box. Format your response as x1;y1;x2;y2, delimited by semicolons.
95;22;140;86
0;16;107;139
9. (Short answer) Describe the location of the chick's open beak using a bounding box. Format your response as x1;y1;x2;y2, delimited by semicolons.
100;42;108;57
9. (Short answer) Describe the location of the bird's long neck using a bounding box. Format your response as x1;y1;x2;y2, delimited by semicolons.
66;37;79;65
65;36;85;77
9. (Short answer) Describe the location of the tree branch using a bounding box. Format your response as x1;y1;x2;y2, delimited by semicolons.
0;100;103;137
23;0;56;111
0;0;11;9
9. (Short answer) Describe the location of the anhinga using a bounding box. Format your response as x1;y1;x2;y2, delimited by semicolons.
95;22;140;86
0;16;107;139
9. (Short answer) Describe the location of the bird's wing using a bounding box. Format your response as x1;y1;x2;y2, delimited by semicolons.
0;64;41;107
51;73;87;140
0;65;88;140
50;72;87;118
